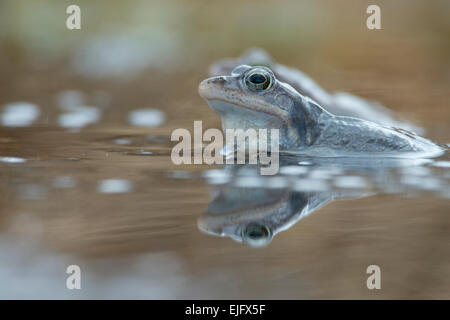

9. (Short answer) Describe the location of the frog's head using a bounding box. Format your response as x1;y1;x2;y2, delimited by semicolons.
198;64;326;149
197;186;309;247
209;48;274;76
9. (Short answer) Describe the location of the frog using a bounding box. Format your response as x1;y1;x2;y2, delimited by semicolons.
209;48;423;133
198;156;450;246
198;183;370;247
198;64;445;158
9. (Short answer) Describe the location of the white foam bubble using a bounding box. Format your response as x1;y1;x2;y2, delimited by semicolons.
114;139;132;145
128;109;165;127
309;169;332;180
58;106;101;129
279;166;308;175
202;169;230;185
265;176;289;189
97;179;133;194
234;176;265;188
1;102;40;127
293;178;329;192
0;157;26;164
334;176;368;189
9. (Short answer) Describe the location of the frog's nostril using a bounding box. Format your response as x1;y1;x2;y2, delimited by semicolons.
208;76;226;85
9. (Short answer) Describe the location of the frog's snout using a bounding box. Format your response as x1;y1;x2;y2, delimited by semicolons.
198;76;226;100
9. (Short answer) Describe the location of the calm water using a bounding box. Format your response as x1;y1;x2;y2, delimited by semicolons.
0;0;449;299
0;107;449;299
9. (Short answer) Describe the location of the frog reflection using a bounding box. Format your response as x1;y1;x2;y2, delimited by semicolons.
198;184;371;247
196;153;448;247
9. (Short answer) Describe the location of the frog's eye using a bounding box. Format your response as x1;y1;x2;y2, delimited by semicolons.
242;223;272;247
244;68;273;92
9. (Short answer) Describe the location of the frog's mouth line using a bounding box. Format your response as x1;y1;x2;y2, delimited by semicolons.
199;78;288;121
205;98;286;121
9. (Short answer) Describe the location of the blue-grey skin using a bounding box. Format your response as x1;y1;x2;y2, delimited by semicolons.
198;184;369;247
209;48;423;133
198;65;445;158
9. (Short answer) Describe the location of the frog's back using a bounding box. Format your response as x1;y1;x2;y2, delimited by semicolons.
274;64;424;134
309;115;444;158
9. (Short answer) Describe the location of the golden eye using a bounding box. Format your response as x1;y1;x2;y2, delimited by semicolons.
244;68;273;92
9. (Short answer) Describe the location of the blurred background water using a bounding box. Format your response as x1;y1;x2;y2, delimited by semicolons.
0;0;449;299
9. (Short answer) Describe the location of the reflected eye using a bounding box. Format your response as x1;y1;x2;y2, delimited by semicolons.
242;223;272;247
244;68;273;92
